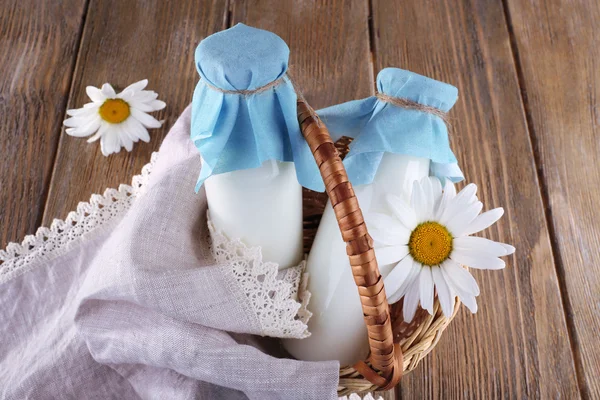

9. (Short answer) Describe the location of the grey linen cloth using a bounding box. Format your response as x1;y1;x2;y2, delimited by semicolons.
0;106;340;399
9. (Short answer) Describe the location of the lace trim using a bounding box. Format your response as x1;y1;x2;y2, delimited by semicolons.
0;153;158;285
339;394;382;400
207;215;312;339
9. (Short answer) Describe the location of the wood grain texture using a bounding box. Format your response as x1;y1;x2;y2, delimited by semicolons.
229;0;373;110
229;1;394;397
42;0;228;225
505;0;600;397
370;0;581;398
2;0;597;398
0;0;87;247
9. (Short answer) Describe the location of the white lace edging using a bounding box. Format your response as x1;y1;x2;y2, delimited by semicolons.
0;153;158;285
207;215;312;339
339;394;383;400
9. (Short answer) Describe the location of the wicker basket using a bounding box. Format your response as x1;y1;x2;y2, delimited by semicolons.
297;99;460;396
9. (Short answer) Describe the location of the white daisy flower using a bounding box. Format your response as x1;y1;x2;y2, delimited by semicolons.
366;176;515;322
63;80;166;156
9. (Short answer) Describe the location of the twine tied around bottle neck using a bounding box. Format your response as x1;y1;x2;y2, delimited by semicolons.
200;75;286;96
201;75;451;131
375;92;452;131
201;72;321;125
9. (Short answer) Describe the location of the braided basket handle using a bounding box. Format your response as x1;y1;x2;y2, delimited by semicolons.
297;99;402;390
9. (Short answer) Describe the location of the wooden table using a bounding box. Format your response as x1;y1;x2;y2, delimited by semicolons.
1;1;597;398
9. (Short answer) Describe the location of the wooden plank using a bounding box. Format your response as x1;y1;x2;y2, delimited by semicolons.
370;0;581;399
230;0;373;110
0;0;87;247
504;0;600;397
42;0;228;225
229;1;394;398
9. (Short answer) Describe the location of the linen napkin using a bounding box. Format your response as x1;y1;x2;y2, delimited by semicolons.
0;106;342;399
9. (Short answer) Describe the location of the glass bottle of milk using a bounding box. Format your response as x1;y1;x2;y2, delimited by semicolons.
284;68;463;363
191;24;319;270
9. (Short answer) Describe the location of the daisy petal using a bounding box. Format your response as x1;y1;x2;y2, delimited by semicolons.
370;227;407;247
440;183;478;224
384;256;415;302
500;243;516;255
133;91;159;102
117;120;137;151
420;177;434;218
440;259;480;296
386;194;418;230
121;134;134;152
456;183;478;205
150;99;166;110
128;98;156;112
128;117;151;142
65;116;101;137
66;106;99;117
138;127;151;143
86;123;108;143
441;264;479;313
430;176;443;212
111;124;131;152
435;179;457;220
117;89;135;102
100;130;120;156
444;178;457;197
367;213;407;233
403;280;421;322
462;208;504;236
62;117;80;128
450;250;506;270
388;259;422;304
64;115;96;127
419;266;434;314
130;108;162;128
459;293;478;313
431;267;455;318
375;245;409;266
445;201;483;237
112;124;126;153
454;236;511;257
122;79;148;93
86;86;105;103
367;213;410;246
101;83;117;98
99;132;111;156
411;180;427;222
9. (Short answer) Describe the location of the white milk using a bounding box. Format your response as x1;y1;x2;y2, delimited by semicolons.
284;154;429;364
205;159;303;270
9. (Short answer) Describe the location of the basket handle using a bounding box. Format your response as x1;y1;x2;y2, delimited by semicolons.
297;99;402;390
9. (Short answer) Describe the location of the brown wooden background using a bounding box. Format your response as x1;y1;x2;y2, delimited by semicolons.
1;0;598;398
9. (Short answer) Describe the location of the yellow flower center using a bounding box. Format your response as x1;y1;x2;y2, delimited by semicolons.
99;99;130;123
408;222;453;266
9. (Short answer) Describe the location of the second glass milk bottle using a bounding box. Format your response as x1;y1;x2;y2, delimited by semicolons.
284;68;463;364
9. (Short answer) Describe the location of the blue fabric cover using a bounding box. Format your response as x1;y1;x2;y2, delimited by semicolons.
317;68;464;186
191;24;323;192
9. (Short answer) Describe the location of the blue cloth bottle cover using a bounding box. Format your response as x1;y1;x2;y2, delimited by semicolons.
191;23;324;192
191;25;463;193
316;68;464;186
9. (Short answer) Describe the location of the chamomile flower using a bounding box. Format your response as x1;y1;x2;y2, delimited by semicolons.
63;80;166;156
366;176;515;322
